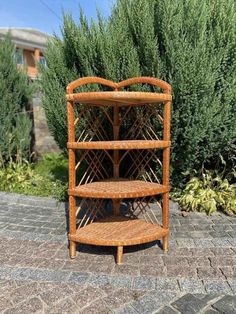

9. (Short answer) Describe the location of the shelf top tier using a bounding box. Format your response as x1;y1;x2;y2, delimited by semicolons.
67;140;171;150
69;179;169;199
66;91;172;107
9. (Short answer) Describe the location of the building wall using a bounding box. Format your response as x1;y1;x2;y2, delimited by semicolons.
23;49;37;78
32;95;61;155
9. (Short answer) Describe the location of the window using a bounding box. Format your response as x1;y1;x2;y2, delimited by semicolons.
39;56;47;67
15;48;24;65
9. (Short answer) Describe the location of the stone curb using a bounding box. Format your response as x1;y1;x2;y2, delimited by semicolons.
0;191;63;209
0;190;179;213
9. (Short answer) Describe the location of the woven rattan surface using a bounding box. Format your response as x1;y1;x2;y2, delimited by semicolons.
66;91;172;106
69;215;168;246
69;179;169;199
67;140;170;150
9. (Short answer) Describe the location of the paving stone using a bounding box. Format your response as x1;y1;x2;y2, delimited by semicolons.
103;288;143;310
112;264;140;276
197;267;224;279
4;296;43;314
156;306;179;314
139;255;164;266
88;274;110;287
39;284;74;306
62;259;90;272
148;290;178;304
155;278;179;292
131;290;177;314
37;258;65;270
188;257;211;267
44;297;79;314
210;248;236;256
228;231;236;238
203;308;220;314
220;267;236;279
28;269;70;282
88;261;114;274
192;293;221;303
130;293;162;313
80;299;113;313
204;280;232;294
109;275;133;289
9;282;41;304
209;231;231;238
168;248;192;257
172;293;212;314
228;280;236;293
68;271;90;285
117;305;139;314
139;265;166;277
132;276;156;290
0;266;14;279
163;256;189;267
72;286;105;308
193;239;214;248
0;296;12;312
228;238;236;247
176;238;195;248
213;225;233;232
211;238;231;247
178;279;205;294
212;295;236;314
31;243;60;258
166;266;197;278
210;257;236;267
0;279;18;296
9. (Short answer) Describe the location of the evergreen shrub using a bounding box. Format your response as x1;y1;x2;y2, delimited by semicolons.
0;34;32;164
40;0;236;186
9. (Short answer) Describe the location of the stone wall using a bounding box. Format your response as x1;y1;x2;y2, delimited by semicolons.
32;95;61;155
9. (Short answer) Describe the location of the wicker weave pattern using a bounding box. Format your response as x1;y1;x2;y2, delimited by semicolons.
69;179;169;198
69;215;168;246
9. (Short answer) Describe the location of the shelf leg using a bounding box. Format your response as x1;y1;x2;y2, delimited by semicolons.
162;192;169;252
117;246;123;265
162;235;169;252
70;241;76;259
69;195;77;259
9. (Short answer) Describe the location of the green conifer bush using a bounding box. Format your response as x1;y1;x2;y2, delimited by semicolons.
0;34;32;164
40;0;236;186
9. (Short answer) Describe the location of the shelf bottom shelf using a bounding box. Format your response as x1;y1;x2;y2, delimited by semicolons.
69;215;168;247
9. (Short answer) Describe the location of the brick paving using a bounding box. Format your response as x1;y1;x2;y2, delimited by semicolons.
0;191;236;313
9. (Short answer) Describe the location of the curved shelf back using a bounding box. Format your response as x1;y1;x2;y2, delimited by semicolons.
66;76;171;94
66;77;117;93
117;77;171;94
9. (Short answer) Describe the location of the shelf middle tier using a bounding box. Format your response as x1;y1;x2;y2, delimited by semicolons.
67;140;170;150
69;178;169;199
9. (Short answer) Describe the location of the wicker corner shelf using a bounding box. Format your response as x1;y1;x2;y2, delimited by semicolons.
66;76;172;265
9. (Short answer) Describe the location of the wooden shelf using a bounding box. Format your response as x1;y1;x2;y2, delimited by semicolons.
66;76;172;263
67;140;170;150
69;215;168;246
66;91;172;106
69;178;169;199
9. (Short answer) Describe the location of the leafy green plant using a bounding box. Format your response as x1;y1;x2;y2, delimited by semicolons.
174;171;236;215
0;154;69;201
